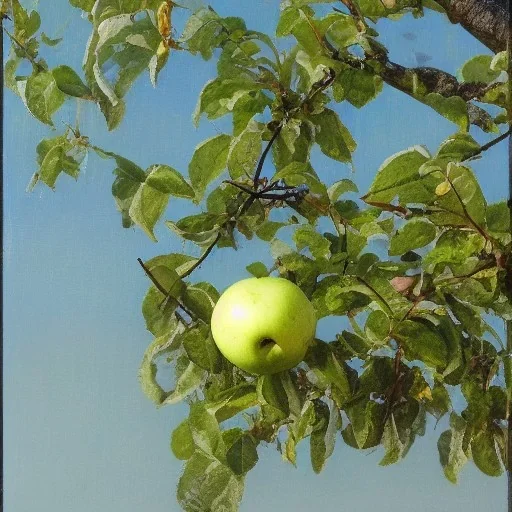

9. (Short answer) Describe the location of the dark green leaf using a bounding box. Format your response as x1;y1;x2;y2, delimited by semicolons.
52;65;92;98
471;429;503;477
335;68;383;108
226;434;259;475
182;324;222;373
246;262;269;277
394;319;448;369
182;282;220;323
311;108;355;163
438;413;470;483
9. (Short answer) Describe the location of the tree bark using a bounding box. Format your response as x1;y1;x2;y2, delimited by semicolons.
435;0;510;53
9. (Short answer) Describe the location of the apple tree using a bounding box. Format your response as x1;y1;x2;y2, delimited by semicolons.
2;0;512;510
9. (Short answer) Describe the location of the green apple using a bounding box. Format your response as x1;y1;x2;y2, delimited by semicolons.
210;277;317;375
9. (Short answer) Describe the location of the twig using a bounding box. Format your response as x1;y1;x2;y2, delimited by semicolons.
4;28;44;71
137;258;168;295
180;233;222;278
137;258;196;319
464;126;512;162
253;125;282;189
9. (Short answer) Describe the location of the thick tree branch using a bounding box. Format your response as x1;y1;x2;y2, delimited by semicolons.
433;0;509;54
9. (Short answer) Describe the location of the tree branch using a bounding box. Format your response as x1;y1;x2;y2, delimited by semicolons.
253;125;282;189
180;233;222;278
433;0;509;53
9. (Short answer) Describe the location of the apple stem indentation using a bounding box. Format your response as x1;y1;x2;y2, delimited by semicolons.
260;338;277;349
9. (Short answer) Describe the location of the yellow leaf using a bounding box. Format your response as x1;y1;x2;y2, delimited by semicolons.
435;180;451;196
157;1;171;39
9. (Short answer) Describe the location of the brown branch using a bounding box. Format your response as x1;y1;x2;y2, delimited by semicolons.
180;233;222;278
465;126;512;161
137;258;196;319
253;125;282;189
432;0;509;53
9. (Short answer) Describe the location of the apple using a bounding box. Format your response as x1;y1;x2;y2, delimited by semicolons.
210;277;317;375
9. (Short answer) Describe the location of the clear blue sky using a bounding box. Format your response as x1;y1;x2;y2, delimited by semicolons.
3;1;508;511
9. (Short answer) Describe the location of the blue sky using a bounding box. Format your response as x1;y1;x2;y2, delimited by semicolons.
3;1;508;511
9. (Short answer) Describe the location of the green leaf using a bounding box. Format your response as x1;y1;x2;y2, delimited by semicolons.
167;213;223;246
334;68;383;108
320;12;359;48
69;0;95;12
459;55;501;84
394;319;448;369
293;224;331;259
12;0;41;42
182;324;222;373
364;146;431;204
272;162;327;197
188;402;226;459
379;415;405;466
227;121;263;179
36;137;85;188
364;310;390;344
138;321;185;405
25;71;65;126
52;65;92;98
179;7;223;59
310;399;340;473
389;219;437;255
171;419;195;460
311;108;355;163
491;51;508;72
327;179;358;202
423;93;469;131
232;92;271;135
246;262;269;277
425;381;451;421
255;221;287;241
194;78;263;125
438;413;470;483
141;286;178;336
487;201;510;233
189;134;232;202
129;182;170;241
41;32;63;46
257;374;290;420
207;383;259;423
305;340;351;407
226;434;259;475
424;230;485;268
312;276;371;318
162;359;205;406
431;163;487;227
182;282;220;323
145;164;195;198
177;451;244;512
435;132;480;162
471;429;503;477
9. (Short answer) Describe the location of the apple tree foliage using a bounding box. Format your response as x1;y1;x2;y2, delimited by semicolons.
3;0;512;509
